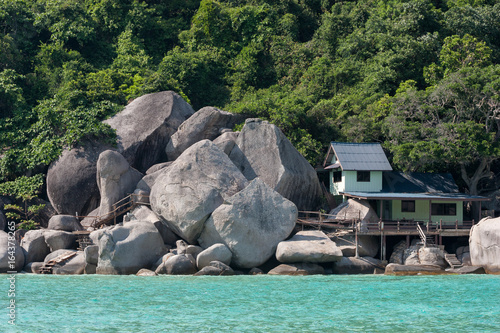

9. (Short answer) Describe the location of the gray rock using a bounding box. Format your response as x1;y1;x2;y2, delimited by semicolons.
85;263;96;274
276;230;343;263
96;221;166;275
209;261;234;275
249;267;264;275
166;107;244;161
418;247;447;268
51;251;86;275
21;230;50;263
268;263;325;275
403;245;422;265
213;131;239;155
389;240;407;265
331;235;379;258
469;217;500;274
129;206;178;246
44;249;77;262
333;257;385;274
151;140;248;244
96;150;143;218
46;141;107;215
385;263;447;275
84;245;99;265
199;178;297;269
136;268;158;276
175;240;189;254
47;215;83;232
229;118;322;210
0;231;25;272
135;169;164;192
329;199;380;231
104;91;195;172
157;254;197;275
196;243;232;269
43;230;76;252
146;162;173;175
194;266;223;276
25;261;44;274
80;207;100;228
186;245;203;259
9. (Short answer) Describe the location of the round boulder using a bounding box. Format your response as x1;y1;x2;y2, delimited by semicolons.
276;230;343;263
196;243;232;269
198;178;297;269
21;229;50;264
96;221;166;275
228;118;322;211
470;217;500;274
151;140;248;244
268;263;325;275
0;231;25;272
47;215;83;232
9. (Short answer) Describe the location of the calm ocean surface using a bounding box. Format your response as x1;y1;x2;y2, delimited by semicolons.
1;274;499;332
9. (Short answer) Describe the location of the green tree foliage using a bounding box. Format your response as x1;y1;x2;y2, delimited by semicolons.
1;0;500;200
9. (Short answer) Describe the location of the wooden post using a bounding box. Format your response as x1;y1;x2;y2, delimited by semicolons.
355;223;359;258
397;220;400;232
455;219;458;230
478;201;482;222
406;235;410;248
440;219;442;230
428;200;432;226
382;234;387;262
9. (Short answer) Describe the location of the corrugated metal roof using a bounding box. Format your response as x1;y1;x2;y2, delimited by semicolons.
330;142;393;171
383;172;459;193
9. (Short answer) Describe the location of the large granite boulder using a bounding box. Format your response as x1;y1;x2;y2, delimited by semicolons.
105;91;194;172
213;131;239;155
47;91;194;215
268;263;325;275
333;257;384;274
96;150;143;217
276;230;342;263
47;215;83;232
156;254;197;275
44;249;86;275
96;221;166;274
129;206;178;246
228;118;322;211
0;231;25;272
470;217;500;273
47;141;108;215
196;243;232;269
418;247;447;268
165;107;244;161
21;230;50;263
385;263;447;275
43;230;76;252
329;199;379;230
389;240;407;264
199;178;297;268
331;234;379;257
150;140;248;244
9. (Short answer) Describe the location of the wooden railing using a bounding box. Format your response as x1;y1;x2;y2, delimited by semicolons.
84;193;150;229
297;211;476;234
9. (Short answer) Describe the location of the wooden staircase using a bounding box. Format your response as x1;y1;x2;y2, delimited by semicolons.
416;223;435;247
445;253;463;269
90;193;149;229
39;251;77;274
74;231;93;251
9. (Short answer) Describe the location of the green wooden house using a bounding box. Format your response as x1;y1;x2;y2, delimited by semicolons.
323;142;488;225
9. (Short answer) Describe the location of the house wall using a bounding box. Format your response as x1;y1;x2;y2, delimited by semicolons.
330;169;344;195
391;200;463;224
343;171;383;192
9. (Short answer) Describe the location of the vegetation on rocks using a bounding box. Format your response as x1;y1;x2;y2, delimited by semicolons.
1;0;500;207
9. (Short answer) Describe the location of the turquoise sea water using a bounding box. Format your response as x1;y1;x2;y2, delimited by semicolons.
1;274;499;332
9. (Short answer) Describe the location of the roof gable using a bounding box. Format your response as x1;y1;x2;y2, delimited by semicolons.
327;142;393;171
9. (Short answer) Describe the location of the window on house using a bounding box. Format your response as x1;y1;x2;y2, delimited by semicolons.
431;203;457;216
357;171;370;182
333;171;342;183
401;200;415;213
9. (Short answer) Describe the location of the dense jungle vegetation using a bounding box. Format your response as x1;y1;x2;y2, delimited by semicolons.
1;0;499;201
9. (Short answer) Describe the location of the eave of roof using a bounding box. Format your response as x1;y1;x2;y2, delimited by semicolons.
329;142;393;171
341;191;490;202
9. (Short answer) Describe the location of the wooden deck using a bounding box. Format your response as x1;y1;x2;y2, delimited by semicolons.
296;211;475;237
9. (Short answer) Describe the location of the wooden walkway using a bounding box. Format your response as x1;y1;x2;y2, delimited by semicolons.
296;211;475;237
79;193;150;229
39;251;77;274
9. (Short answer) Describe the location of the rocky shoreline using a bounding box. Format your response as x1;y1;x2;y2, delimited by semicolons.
1;91;499;276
